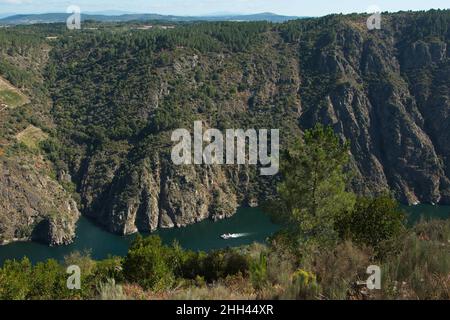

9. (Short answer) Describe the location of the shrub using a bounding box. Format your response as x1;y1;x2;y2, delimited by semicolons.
300;241;373;300
0;258;32;300
122;235;175;291
92;257;124;284
281;269;320;300
250;253;268;290
336;194;406;253
201;249;249;282
0;258;80;300
380;221;450;299
28;259;68;300
62;251;99;298
172;275;254;300
178;251;207;280
97;279;128;300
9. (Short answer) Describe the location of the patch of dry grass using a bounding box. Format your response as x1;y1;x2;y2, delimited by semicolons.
0;76;29;109
16;125;48;149
171;275;256;300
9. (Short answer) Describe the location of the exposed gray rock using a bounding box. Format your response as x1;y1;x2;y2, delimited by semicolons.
0;157;80;246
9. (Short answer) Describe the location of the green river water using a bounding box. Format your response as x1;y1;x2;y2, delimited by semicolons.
0;205;448;265
0;207;279;265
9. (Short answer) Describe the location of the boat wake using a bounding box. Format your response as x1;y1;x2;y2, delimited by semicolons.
220;233;252;240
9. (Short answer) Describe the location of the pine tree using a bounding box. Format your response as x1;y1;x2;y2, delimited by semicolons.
276;124;355;245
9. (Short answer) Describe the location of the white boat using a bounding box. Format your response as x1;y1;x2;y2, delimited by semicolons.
220;233;240;240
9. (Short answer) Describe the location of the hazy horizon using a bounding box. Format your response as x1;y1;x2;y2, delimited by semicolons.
0;0;448;17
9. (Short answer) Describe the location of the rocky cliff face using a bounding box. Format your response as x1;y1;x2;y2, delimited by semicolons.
77;143;256;234
0;156;80;245
103;160;238;235
296;14;450;205
42;10;450;236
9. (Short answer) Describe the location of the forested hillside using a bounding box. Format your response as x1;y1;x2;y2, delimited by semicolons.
0;10;449;243
0;26;79;245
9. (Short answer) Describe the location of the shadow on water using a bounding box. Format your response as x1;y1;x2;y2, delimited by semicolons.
0;207;280;265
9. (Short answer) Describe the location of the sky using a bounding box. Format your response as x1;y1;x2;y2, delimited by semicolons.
0;0;449;16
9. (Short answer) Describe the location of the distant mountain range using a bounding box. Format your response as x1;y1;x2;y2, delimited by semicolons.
0;12;303;25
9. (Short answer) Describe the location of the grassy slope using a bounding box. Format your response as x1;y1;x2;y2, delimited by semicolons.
0;76;29;108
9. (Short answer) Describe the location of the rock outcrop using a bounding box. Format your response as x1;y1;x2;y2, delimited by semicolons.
0;157;80;246
296;15;450;205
